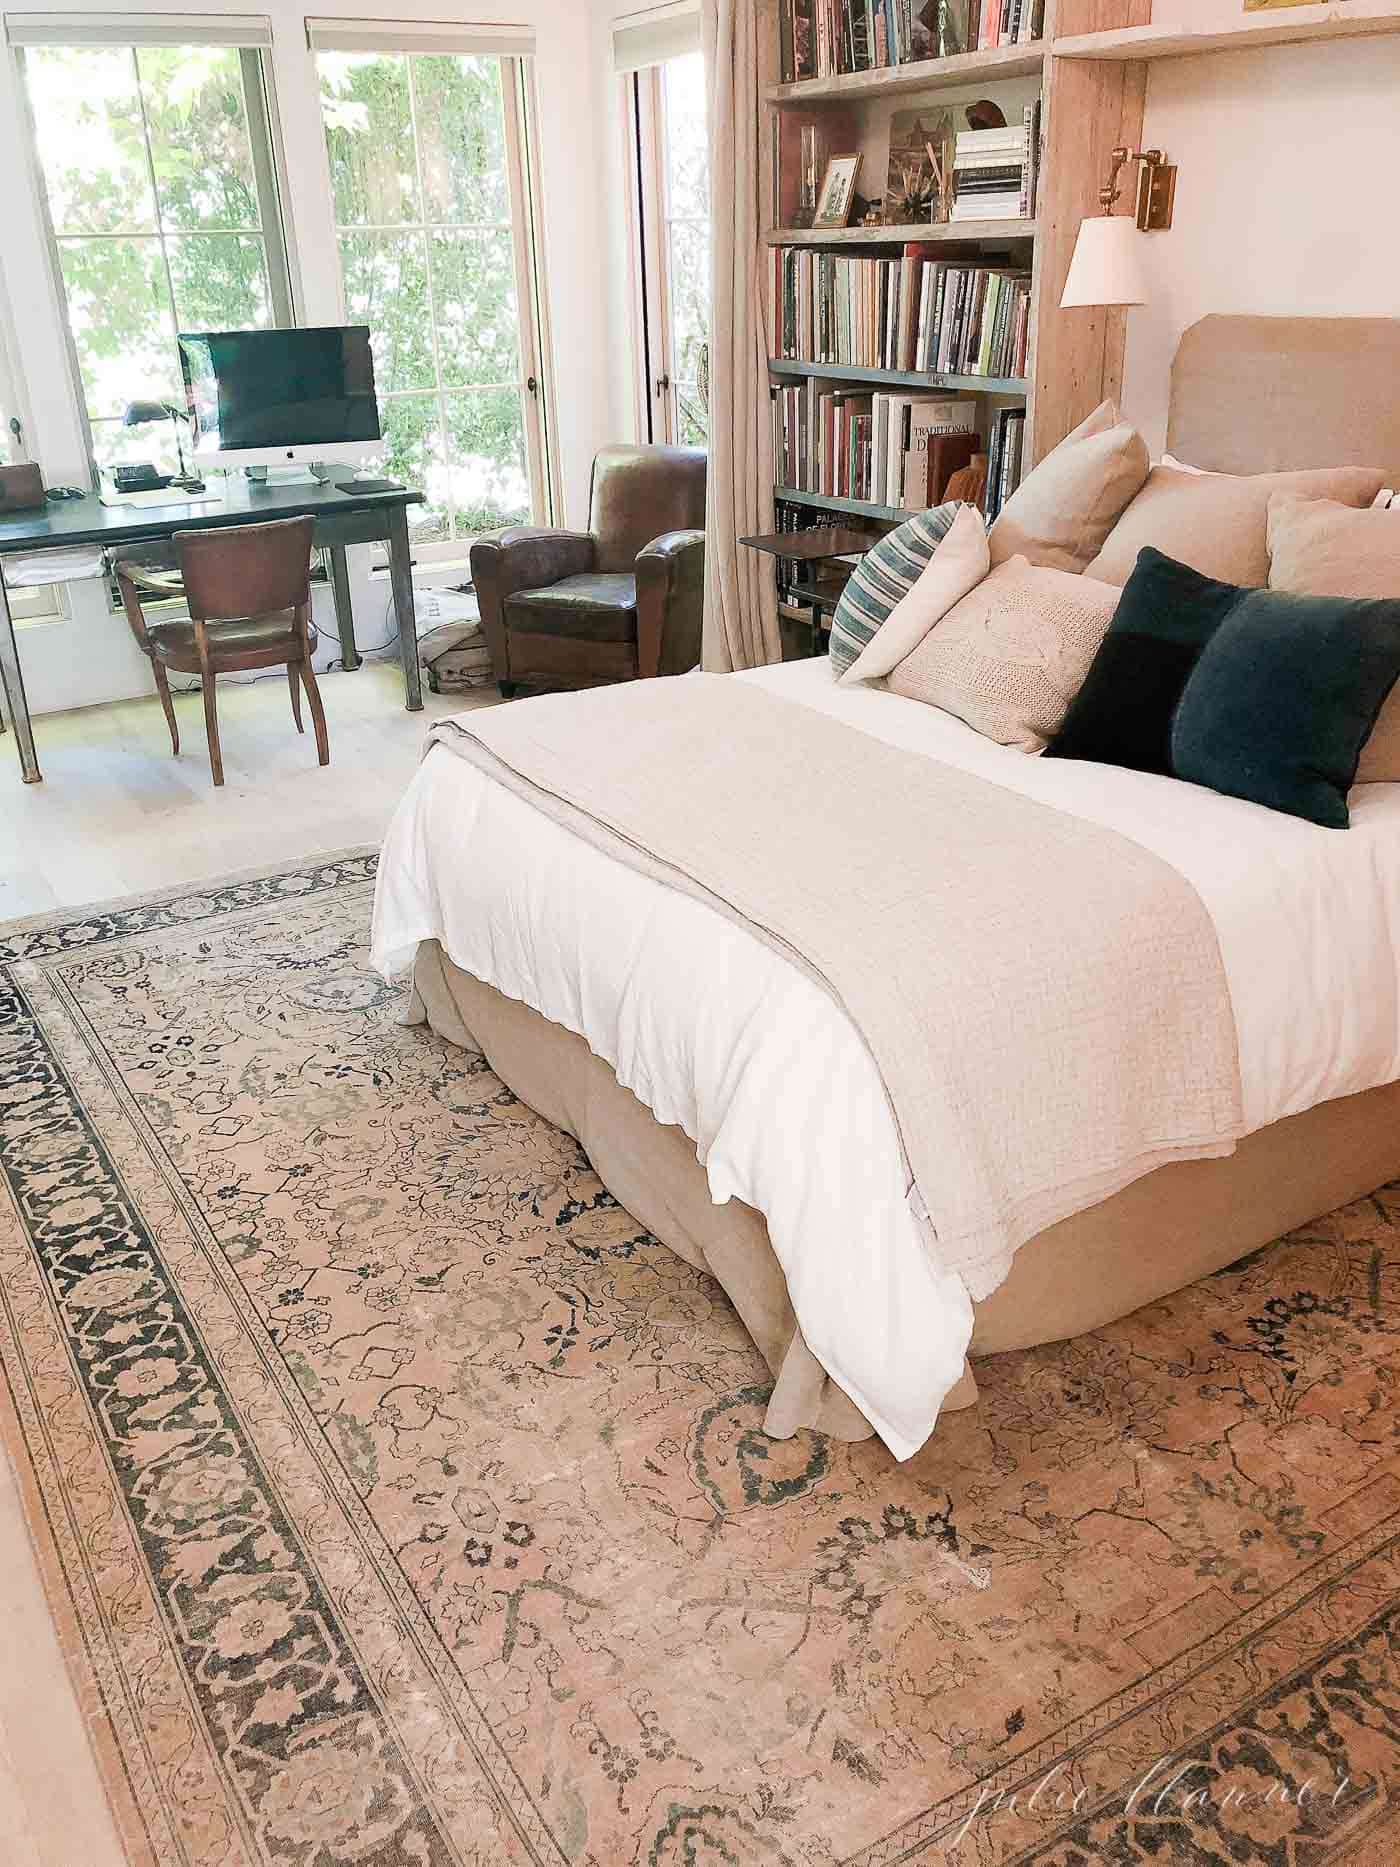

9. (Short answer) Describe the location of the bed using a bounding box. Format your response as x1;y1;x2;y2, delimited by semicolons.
372;316;1400;1460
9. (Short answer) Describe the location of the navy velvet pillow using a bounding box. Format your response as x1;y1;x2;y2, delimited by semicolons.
1045;548;1237;774
1172;586;1400;828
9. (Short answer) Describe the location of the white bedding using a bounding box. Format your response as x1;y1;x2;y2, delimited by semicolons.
372;659;1400;1458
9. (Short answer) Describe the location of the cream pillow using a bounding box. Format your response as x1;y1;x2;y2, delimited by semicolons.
1085;464;1388;589
886;556;1122;752
839;502;989;684
1267;493;1400;783
987;399;1150;575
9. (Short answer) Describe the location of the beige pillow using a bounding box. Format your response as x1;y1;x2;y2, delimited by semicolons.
1267;493;1400;783
1085;464;1388;589
988;399;1150;575
840;503;989;684
886;556;1122;752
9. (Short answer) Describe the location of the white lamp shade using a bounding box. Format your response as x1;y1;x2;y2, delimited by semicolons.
1060;214;1149;309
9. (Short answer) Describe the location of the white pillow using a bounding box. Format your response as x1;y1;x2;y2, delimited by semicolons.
886;557;1122;752
839;502;989;684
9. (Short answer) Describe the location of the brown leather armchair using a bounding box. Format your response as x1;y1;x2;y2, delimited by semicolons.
471;444;706;695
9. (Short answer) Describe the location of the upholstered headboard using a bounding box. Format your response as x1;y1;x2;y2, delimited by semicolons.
1168;315;1400;476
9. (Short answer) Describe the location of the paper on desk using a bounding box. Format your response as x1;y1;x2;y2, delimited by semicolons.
5;548;107;585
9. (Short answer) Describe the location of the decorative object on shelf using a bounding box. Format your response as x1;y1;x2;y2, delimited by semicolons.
793;122;822;227
813;152;862;228
945;451;989;512
860;200;885;225
885;106;957;224
1060;145;1173;309
122;398;206;492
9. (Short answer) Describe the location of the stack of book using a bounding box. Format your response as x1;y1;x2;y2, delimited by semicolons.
772;244;1031;381
918;263;1031;378
951;104;1040;221
775;384;979;509
986;405;1027;523
779;0;1043;80
977;0;1045;50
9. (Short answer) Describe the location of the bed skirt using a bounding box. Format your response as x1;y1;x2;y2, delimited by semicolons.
411;939;1400;1445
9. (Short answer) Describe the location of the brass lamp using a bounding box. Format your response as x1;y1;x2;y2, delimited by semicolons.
1060;146;1176;311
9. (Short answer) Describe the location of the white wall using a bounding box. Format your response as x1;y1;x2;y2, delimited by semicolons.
0;0;616;713
1121;31;1400;454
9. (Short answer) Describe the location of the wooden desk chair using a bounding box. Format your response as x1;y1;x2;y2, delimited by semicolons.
114;515;326;787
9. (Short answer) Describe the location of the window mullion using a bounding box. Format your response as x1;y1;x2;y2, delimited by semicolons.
132;51;183;371
240;48;293;326
405;55;454;539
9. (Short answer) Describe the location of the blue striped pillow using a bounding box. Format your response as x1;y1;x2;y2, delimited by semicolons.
829;503;964;677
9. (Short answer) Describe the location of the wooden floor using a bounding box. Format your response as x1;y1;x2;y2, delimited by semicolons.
0;663;497;1862
1;662;495;921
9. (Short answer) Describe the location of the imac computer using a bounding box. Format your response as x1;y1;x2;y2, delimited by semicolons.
178;326;381;475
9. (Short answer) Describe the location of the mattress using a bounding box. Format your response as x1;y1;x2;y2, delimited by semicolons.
372;659;1400;1457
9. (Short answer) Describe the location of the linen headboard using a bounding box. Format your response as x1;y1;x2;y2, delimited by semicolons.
1168;315;1400;476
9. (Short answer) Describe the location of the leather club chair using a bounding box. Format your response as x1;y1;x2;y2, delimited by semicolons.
470;444;706;695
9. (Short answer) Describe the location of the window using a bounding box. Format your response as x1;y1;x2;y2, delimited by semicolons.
630;48;711;447
316;47;549;553
20;41;292;477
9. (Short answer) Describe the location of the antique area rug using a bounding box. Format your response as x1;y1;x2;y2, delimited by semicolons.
3;851;1400;1867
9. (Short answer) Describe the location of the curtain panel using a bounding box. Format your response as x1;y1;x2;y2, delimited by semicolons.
700;0;781;671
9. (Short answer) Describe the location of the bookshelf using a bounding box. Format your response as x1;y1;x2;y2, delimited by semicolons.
759;0;1153;533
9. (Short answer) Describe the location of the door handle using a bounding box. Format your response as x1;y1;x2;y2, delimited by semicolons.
654;373;671;396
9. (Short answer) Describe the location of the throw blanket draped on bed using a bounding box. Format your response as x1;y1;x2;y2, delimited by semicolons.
426;676;1244;1299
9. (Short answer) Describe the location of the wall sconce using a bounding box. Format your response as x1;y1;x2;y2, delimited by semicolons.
1060;147;1177;310
1100;146;1177;231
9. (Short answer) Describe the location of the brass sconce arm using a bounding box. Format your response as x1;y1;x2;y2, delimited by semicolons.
1099;146;1177;230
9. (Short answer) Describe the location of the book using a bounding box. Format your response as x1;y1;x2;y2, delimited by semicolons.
922;430;979;507
901;398;978;508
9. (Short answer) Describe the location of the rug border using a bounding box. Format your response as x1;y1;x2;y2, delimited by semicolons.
0;1242;160;1867
0;841;379;943
0;846;381;1867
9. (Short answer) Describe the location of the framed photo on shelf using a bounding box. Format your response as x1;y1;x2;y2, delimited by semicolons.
813;153;862;229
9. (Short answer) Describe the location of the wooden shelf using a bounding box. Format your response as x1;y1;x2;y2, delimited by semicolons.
1053;3;1400;61
774;486;909;523
766;218;1036;247
770;358;1027;395
767;40;1044;104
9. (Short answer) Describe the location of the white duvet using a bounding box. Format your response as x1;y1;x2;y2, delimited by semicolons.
372;659;1400;1458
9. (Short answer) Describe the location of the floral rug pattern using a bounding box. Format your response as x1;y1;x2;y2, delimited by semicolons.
1;853;1399;1865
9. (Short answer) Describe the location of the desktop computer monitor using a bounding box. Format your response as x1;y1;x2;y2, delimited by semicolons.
178;326;381;469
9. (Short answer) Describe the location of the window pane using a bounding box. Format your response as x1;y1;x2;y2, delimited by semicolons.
413;55;510;226
57;237;178;421
377;396;449;542
138;46;261;232
168;235;271;333
319;52;419;228
662;53;709;218
675;383;708;449
667;219;710;389
26;49;156;233
431;231;519;387
443;388;529;534
339;231;434;393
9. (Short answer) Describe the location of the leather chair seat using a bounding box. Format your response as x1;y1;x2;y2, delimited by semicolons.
147;610;305;670
505;573;637;643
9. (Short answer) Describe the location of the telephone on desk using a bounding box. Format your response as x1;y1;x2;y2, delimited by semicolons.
111;463;172;493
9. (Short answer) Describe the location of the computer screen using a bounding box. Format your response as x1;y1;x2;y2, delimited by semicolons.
179;326;381;456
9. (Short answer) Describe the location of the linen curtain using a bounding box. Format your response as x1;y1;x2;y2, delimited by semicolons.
700;0;782;670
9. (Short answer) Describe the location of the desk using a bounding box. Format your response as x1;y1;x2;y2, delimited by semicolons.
0;478;423;784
